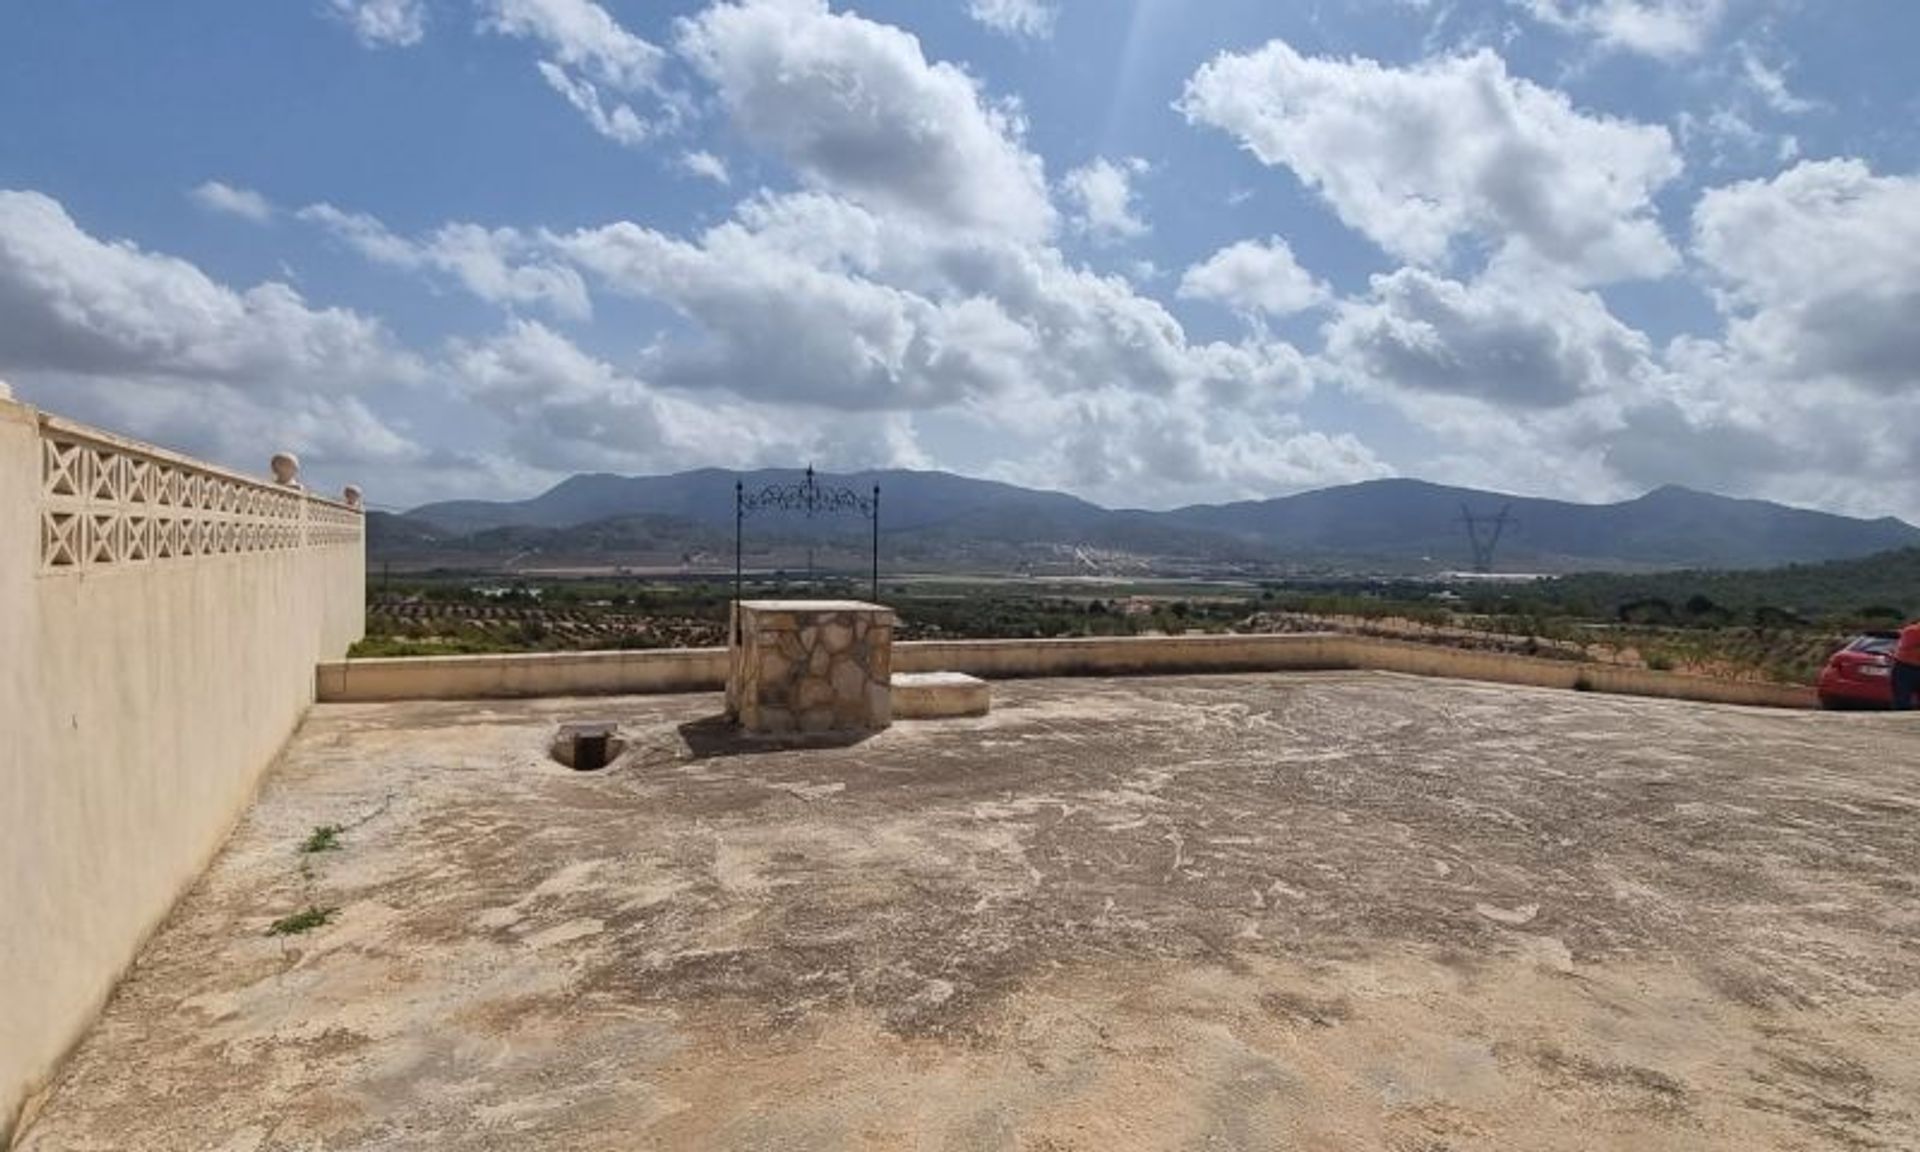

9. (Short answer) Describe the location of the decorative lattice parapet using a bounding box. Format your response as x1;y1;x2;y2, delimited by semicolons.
728;600;894;734
35;414;362;573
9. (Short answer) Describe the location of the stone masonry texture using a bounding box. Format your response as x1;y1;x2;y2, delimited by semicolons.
728;600;894;734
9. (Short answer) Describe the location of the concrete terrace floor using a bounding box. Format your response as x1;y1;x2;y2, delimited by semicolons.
20;673;1920;1151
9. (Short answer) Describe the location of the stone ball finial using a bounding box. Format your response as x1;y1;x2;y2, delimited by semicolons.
270;452;301;488
343;484;364;510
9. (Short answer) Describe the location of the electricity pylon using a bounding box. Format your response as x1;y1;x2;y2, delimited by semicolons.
1459;503;1514;574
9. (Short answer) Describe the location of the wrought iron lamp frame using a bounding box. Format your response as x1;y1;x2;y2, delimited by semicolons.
733;467;881;628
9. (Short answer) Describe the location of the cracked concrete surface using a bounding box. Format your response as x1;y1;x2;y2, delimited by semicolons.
18;672;1920;1150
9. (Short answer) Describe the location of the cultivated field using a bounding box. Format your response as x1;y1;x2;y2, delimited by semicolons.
357;574;1858;687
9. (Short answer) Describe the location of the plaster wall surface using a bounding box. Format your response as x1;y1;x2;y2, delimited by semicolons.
0;398;364;1140
320;647;731;702
893;633;1353;681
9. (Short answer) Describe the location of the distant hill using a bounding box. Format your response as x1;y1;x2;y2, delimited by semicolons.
1168;479;1920;571
388;470;1920;576
409;468;1105;534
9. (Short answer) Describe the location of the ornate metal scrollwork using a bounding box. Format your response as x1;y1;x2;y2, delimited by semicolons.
738;466;876;520
733;466;882;621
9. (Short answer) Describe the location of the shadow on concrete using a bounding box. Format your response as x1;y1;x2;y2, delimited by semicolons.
675;714;880;760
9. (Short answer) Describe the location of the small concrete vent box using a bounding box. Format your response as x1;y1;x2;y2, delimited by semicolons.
891;672;991;719
553;721;621;770
728;600;895;735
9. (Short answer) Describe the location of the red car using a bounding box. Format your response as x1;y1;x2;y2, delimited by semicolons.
1817;632;1900;709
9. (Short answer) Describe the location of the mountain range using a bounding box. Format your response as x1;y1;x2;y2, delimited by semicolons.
376;470;1920;576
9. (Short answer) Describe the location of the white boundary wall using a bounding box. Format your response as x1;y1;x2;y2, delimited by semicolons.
0;399;365;1139
320;632;1816;710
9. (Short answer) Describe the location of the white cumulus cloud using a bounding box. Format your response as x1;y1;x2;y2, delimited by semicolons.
299;203;593;322
1738;44;1817;115
538;185;1363;503
966;0;1058;41
1178;237;1328;317
480;0;672;145
676;0;1056;242
481;0;665;89
993;390;1392;507
1181;42;1682;284
0;188;424;475
1325;266;1656;409
533;60;653;146
190;180;274;224
1061;157;1150;244
555;190;1309;412
1692;159;1920;394
0;190;416;390
680;150;731;185
449;318;928;475
1516;0;1728;60
1314;155;1920;517
327;0;428;48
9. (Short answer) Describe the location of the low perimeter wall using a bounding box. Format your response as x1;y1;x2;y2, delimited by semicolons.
319;631;1816;710
319;647;731;702
0;399;365;1140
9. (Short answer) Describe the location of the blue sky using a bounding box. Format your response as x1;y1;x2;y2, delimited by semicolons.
2;0;1918;517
